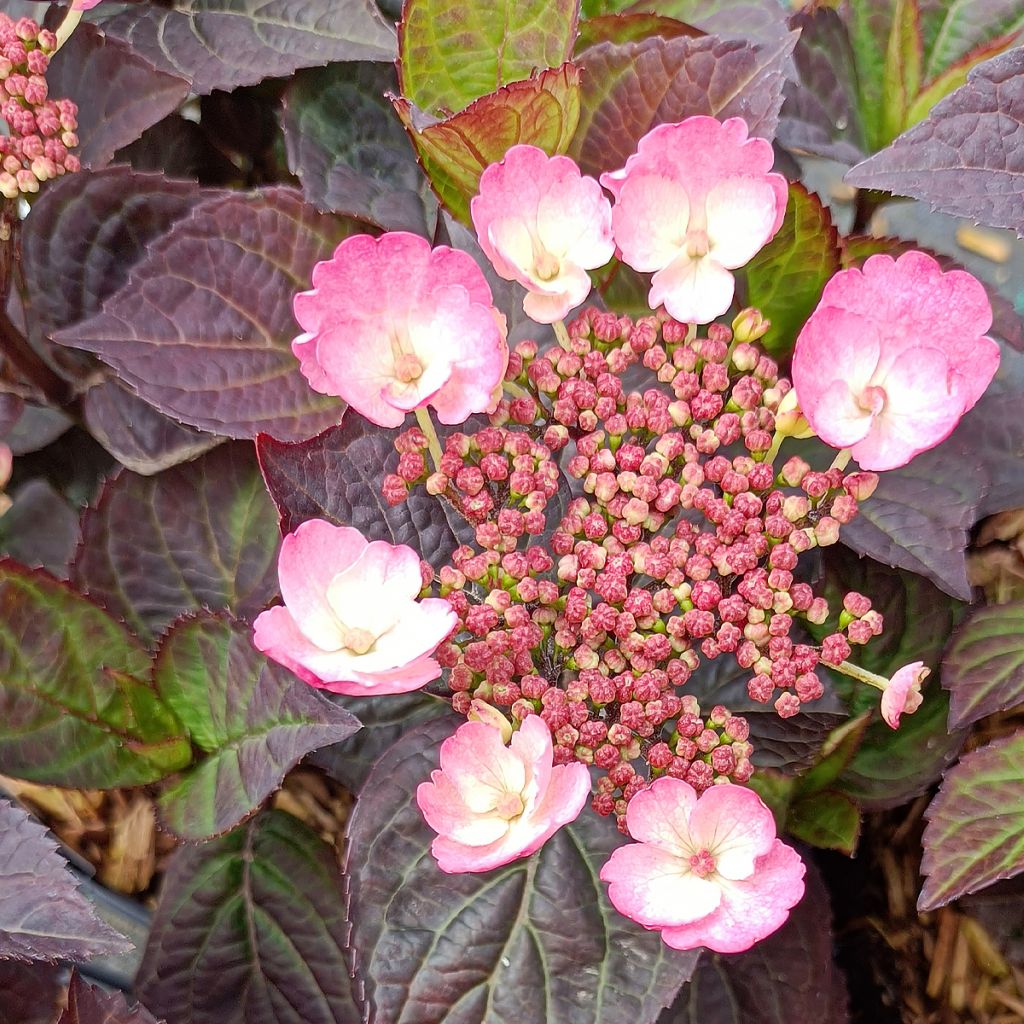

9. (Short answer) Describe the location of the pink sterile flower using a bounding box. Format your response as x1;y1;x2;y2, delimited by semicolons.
293;232;509;428
471;145;614;324
417;714;591;873
791;251;999;471
600;117;787;325
880;661;929;729
72;1;104;8
600;777;805;953
253;519;457;696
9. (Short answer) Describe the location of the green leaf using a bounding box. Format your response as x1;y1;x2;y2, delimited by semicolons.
575;13;700;50
794;711;872;797
881;0;923;143
942;601;1024;730
0;561;191;788
787;790;861;855
137;810;363;1024
398;0;579;117
743;184;840;358
154;614;361;840
394;64;581;224
920;732;1024;910
919;0;1024;81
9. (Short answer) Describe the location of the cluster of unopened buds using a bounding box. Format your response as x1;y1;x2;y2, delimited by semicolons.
0;12;81;199
255;115;999;953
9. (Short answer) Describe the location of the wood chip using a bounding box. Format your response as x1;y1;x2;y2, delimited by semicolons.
99;794;157;894
956;225;1012;264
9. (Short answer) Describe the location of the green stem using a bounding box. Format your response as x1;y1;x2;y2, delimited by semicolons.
54;5;84;51
763;431;785;468
831;659;889;692
414;407;443;474
829;448;852;474
503;380;532;401
553;319;571;351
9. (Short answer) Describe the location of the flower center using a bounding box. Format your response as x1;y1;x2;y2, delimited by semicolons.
534;250;560;282
857;385;886;415
495;791;525;819
685;229;710;259
339;626;376;655
688;849;717;878
394;352;424;383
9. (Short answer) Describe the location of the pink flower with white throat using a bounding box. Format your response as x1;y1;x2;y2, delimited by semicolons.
293;232;508;428
601;117;787;325
600;777;805;953
417;714;591;873
471;145;614;324
791;251;999;471
880;661;929;729
253;519;457;696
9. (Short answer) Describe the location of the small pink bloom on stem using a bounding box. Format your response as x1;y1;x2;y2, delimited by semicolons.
253;519;457;696
417;715;591;873
471;145;614;323
601;117;787;324
71;0;104;9
293;232;508;428
880;661;929;729
600;777;805;953
791;251;999;470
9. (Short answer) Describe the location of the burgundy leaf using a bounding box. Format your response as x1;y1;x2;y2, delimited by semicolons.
0;398;72;455
0;480;78;576
0;800;132;963
0;961;64;1024
58;972;162;1024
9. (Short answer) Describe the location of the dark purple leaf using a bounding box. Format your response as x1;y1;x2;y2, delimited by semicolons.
942;601;1024;730
659;858;848;1023
101;0;395;96
52;188;349;440
282;62;433;233
957;392;1024;517
154;614;361;840
845;48;1024;236
0;480;78;576
256;419;474;561
136;809;362;1024
346;717;698;1024
0;799;132;963
920;732;1024;910
81;381;222;475
58;972;162;1024
570;31;797;178
73;443;280;645
44;23;190;169
0;961;64;1024
0;560;191;788
115;115;240;184
0;400;72;456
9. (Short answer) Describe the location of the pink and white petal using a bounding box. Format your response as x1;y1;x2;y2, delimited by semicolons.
686;785;777;880
523;287;580;324
417;775;510;847
611;174;691;273
804;379;875;449
486;218;548;290
650;255;735;325
429;830;528;873
324;652;443;695
382;353;452;414
427;244;496;309
535;169;614;268
949;333;1000;413
277;520;366;650
439;722;527;811
600;843;722;928
509;715;555;805
325;539;424;636
705;177;782;268
624;777;698;856
520;759;590;837
881;661;927;729
660;841;806;953
352;600;458;672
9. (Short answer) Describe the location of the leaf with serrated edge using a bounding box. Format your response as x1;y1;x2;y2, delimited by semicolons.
920;732;1024;910
44;23;190;169
399;0;578;117
73;443;280;645
282;63;432;234
0;561;191;788
51;188;348;440
100;0;395;97
136;809;363;1024
787;791;861;855
395;64;581;225
0;480;78;576
570;32;797;178
0;800;132;963
743;184;840;358
154;614;361;841
942;602;1024;730
846;48;1024;236
59;972;161;1024
345;717;697;1024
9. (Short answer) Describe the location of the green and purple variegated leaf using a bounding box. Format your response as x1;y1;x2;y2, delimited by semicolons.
154;614;361;840
570;31;797;178
581;0;791;44
0;800;133;963
73;443;280;645
58;972;162;1024
51;188;349;441
919;0;1024;80
0;480;78;576
942;601;1024;730
398;0;579;117
920;732;1024;910
137;810;363;1024
100;0;396;96
575;13;702;51
345;717;698;1024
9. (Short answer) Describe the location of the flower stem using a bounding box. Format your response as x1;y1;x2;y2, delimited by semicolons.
763;431;785;468
54;5;84;52
553;319;571;351
831;659;888;692
414;407;443;474
829;448;852;474
503;380;532;401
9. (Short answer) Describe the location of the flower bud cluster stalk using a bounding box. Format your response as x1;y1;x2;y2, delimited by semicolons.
0;13;80;200
386;307;885;832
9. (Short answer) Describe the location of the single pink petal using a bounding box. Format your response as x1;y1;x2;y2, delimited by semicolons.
686;784;777;880
600;843;722;928
521;263;593;324
949;333;1001;413
624;777;698;856
324;652;443;695
516;760;591;853
660;841;806;953
325;539;424;634
417;774;510;847
439;721;527;810
881;661;928;728
352;600;458;672
805;380;875;448
705;177;782;268
609;174;691;273
649;254;735;325
536;167;614;270
426;244;497;310
509;714;554;805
